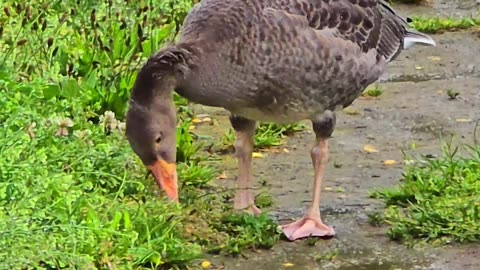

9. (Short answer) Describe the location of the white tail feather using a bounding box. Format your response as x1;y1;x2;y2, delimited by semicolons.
403;30;437;49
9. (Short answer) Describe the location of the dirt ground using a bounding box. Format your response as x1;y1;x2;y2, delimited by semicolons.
190;2;480;269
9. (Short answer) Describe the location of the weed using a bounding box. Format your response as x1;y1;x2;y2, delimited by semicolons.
368;212;386;227
0;73;280;268
390;1;480;33
0;78;202;269
410;16;480;33
447;89;460;100
315;249;339;262
363;85;383;97
223;123;306;149
212;213;281;254
371;144;480;244
0;0;196;118
255;192;275;208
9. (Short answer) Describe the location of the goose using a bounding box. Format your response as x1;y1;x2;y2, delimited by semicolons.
125;0;436;241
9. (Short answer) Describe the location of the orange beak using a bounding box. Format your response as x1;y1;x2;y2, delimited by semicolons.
147;159;178;202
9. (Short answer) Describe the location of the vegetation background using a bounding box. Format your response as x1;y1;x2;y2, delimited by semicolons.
0;0;479;269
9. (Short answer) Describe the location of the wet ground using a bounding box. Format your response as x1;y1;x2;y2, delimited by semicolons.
190;2;480;270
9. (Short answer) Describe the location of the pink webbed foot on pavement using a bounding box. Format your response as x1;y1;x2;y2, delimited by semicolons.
281;217;335;241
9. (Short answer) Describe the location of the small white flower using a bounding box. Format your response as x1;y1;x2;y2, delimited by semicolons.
73;129;92;139
54;117;74;136
99;110;118;131
117;121;126;132
100;111;116;123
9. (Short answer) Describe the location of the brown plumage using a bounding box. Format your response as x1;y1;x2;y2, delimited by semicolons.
126;0;435;240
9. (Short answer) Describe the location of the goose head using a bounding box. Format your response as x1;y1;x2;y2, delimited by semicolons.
126;67;179;202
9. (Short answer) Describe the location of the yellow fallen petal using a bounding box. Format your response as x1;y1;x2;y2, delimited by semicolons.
324;187;334;191
192;118;202;124
252;152;263;158
343;108;361;115
282;263;294;268
415;66;423;70
363;144;379;153
428;56;442;62
217;172;228;179
384;160;397;165
263;148;281;153
201;260;211;269
283;148;290;153
202;117;212;122
189;125;195;130
456;118;472;122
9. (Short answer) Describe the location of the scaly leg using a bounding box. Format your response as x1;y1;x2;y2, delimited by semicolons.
281;111;336;241
230;115;260;215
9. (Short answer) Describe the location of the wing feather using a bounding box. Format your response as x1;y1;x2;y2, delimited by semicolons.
266;0;410;62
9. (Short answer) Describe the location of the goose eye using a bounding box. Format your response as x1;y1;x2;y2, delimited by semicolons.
155;133;163;144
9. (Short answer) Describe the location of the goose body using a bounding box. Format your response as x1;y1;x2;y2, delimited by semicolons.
172;0;434;122
126;0;435;241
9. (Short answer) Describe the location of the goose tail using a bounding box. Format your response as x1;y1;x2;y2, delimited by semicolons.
403;29;436;49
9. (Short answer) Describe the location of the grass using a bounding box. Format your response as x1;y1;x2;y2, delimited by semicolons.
363;85;383;97
0;77;199;268
0;0;280;269
447;89;460;100
390;0;480;33
371;144;480;245
2;0;479;268
222;123;306;150
410;17;480;34
0;74;281;269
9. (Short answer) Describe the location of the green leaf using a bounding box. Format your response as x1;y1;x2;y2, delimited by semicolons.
42;84;61;99
60;78;80;98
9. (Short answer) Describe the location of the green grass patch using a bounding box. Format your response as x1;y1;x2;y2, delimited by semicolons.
390;0;480;34
0;74;280;269
363;85;383;97
410;16;480;34
371;144;480;245
447;89;461;100
0;0;194;118
210;214;280;254
222;123;306;149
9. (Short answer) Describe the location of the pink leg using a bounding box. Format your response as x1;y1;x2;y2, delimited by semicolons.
281;138;335;240
231;116;261;215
